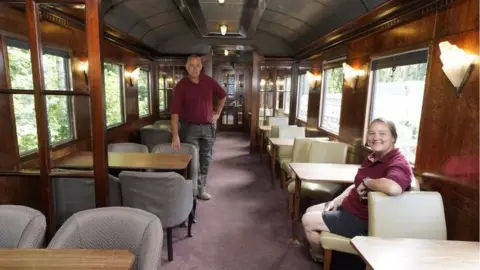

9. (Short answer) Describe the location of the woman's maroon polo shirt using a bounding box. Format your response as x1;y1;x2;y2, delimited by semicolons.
341;148;413;221
170;74;226;124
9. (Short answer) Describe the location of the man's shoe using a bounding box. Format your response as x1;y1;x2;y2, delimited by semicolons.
197;191;211;200
309;248;324;263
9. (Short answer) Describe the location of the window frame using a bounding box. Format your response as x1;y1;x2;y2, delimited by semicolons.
137;68;151;118
5;37;76;156
318;57;346;135
103;61;126;129
363;48;430;165
295;72;308;122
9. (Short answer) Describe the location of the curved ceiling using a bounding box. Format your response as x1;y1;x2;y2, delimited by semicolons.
100;0;388;56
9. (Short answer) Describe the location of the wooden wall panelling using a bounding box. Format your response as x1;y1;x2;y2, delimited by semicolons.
288;63;299;125
0;176;42;210
249;51;262;153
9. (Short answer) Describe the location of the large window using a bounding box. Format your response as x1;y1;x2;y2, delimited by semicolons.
320;65;344;134
137;69;150;117
367;49;428;163
296;73;309;121
6;38;74;155
104;62;124;127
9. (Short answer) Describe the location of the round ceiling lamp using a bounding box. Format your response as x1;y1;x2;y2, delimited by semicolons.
224;50;229;56
220;25;227;35
218;0;225;4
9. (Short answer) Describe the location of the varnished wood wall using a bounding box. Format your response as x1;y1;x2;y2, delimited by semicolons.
297;0;479;241
0;6;156;210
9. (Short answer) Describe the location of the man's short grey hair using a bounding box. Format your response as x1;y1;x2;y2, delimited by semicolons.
186;54;202;64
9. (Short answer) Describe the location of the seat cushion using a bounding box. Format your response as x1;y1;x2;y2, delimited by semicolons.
287;181;342;200
319;232;358;255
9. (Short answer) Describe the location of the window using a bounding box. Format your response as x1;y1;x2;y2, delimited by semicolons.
104;62;124;127
6;38;74;155
367;49;428;163
296;73;309;121
283;76;291;114
137;69;150;117
275;75;291;115
320;65;344;134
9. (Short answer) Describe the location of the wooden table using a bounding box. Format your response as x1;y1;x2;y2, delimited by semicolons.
351;236;480;270
55;151;191;171
288;162;360;241
0;249;135;269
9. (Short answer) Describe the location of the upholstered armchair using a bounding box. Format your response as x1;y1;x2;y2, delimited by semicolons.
279;137;329;189
52;175;122;226
119;171;194;262
48;207;163;270
287;140;348;205
0;205;46;248
139;127;172;151
319;190;446;270
108;142;148;153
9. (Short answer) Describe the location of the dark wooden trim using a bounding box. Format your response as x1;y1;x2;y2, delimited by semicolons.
0;89;35;94
25;0;54;239
42;90;90;96
32;5;161;60
86;0;109;208
294;0;457;60
6;0;84;3
288;62;299;125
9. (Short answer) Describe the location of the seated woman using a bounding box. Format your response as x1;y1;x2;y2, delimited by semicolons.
301;118;413;262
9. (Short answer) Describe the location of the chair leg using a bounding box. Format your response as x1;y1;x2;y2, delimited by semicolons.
323;249;332;270
187;211;193;237
192;199;197;223
167;227;173;261
280;170;286;190
288;193;294;219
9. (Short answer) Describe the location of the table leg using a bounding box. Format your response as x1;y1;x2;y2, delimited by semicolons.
259;130;264;162
289;176;301;244
270;145;276;189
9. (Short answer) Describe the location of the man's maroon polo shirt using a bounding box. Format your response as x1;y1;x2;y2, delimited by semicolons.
170;74;226;124
341;148;413;221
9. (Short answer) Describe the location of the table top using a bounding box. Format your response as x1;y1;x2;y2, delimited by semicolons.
351;236;480;270
0;249;135;269
289;163;360;183
259;125;271;131
55;151;191;170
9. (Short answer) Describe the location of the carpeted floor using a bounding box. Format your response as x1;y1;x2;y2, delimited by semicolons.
160;131;364;270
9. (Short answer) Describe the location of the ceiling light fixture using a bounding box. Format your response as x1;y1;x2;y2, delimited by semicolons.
218;0;225;4
220;25;227;35
224;50;229;56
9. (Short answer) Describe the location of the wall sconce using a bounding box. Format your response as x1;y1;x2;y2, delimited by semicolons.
342;63;366;92
439;41;476;97
79;60;89;86
220;25;227;35
125;67;140;87
260;79;266;88
218;0;225;4
306;71;321;91
224;49;229;56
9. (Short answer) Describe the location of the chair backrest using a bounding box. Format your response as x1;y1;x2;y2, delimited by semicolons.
151;143;199;195
107;142;148;153
292;138;329;163
278;126;305;139
139;127;172;151
119;171;193;228
268;116;289;126
308;140;348;164
154;119;171;126
52;175;122;225
0;205;46;248
47;207;162;270
368;191;447;240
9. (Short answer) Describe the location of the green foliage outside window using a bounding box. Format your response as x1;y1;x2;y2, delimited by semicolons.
326;67;345;94
104;62;124;127
137;70;150;116
7;46;73;154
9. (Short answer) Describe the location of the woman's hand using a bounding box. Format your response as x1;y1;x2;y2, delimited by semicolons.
325;199;341;211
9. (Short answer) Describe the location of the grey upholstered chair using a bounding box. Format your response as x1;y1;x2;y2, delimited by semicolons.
0;205;46;248
108;142;148;153
47;207;162;270
119;171;194;262
151;143;198;220
139;127;172;151
52;175;122;226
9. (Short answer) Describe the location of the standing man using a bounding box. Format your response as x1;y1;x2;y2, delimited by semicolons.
171;55;226;200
